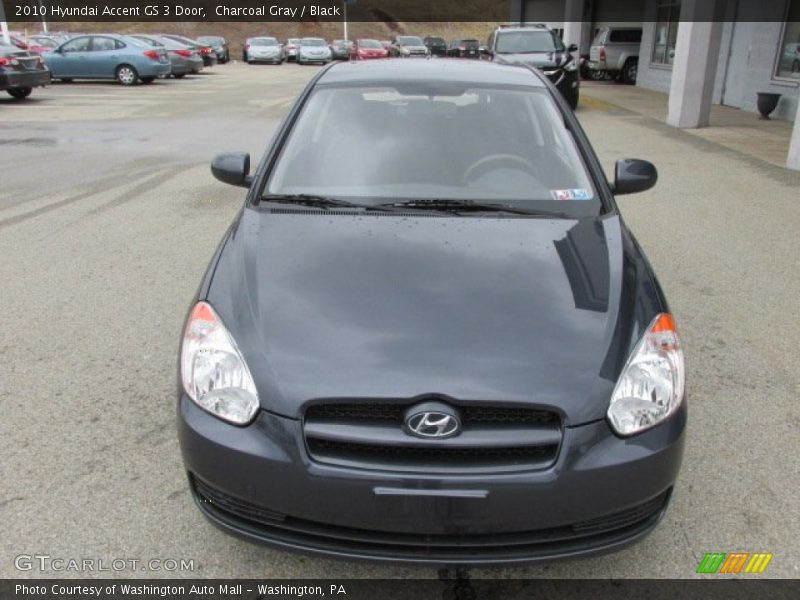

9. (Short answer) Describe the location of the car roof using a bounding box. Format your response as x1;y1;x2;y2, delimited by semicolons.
319;59;546;88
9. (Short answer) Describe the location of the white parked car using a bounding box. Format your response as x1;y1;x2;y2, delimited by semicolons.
245;37;284;65
297;38;331;65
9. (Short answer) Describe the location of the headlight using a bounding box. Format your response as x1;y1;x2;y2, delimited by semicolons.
180;302;259;425
607;313;685;436
401;48;410;55
563;58;578;71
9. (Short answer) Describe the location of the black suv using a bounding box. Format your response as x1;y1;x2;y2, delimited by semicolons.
485;25;580;109
447;39;481;59
423;36;447;57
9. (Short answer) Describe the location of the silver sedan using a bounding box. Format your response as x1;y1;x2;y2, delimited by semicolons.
245;37;284;65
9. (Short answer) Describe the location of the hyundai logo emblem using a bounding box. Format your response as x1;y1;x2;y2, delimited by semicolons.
404;402;462;439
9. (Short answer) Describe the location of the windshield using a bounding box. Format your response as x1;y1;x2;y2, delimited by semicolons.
302;38;326;47
496;31;564;54
358;39;382;48
267;84;598;214
397;36;424;46
32;37;58;48
252;37;278;46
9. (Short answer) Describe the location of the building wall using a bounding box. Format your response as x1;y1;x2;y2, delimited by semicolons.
637;0;799;122
522;0;567;22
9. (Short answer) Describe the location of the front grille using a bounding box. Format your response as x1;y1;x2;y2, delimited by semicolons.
303;401;562;474
306;403;558;425
192;475;671;562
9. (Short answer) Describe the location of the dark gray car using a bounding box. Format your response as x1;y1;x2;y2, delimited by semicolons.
0;40;50;99
132;35;203;78
178;59;685;565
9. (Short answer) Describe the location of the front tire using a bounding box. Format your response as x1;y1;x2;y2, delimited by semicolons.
793;59;800;73
115;64;139;86
621;58;638;85
7;87;32;99
588;69;606;81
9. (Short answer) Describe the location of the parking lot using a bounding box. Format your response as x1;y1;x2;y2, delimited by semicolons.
1;63;799;579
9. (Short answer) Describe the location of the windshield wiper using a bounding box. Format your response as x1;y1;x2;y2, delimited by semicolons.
260;194;370;210
376;199;570;218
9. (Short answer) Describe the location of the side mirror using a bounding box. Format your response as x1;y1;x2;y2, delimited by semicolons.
613;159;657;195
211;152;252;188
479;46;493;57
568;43;578;52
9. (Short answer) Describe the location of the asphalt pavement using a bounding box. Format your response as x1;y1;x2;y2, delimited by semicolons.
1;64;798;579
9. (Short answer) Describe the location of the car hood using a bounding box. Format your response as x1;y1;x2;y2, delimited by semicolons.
206;209;661;425
494;51;570;68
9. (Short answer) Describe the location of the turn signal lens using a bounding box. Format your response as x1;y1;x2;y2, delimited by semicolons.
180;302;259;425
607;313;685;436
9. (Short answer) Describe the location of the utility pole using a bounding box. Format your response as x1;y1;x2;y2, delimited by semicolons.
343;0;356;41
0;0;10;44
40;0;48;33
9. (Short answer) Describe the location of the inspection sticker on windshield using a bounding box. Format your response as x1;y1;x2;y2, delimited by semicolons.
551;189;591;201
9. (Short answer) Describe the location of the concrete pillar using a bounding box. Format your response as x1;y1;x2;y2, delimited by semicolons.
666;0;724;128
563;0;587;52
788;101;800;171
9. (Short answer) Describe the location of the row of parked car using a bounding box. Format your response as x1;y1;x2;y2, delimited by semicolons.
242;35;492;65
1;31;233;100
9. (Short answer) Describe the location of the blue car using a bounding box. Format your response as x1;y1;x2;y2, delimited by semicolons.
44;34;171;85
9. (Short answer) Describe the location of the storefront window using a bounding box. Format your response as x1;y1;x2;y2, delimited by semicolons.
653;0;681;66
775;1;800;79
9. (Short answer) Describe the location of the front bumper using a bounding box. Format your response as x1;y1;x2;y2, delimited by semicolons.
178;395;685;565
299;53;331;62
249;53;282;62
0;69;50;90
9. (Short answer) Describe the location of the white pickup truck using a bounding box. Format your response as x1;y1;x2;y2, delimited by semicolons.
588;27;642;84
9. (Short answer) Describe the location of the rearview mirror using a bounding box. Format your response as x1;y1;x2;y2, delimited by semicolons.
211;152;252;188
613;159;657;195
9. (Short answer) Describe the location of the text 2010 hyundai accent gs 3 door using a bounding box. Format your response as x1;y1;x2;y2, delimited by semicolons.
177;60;685;565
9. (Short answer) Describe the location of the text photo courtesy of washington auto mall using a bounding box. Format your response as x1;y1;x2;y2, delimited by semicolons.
1;0;799;598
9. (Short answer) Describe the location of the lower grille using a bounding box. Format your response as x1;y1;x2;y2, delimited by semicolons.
192;475;671;562
308;438;556;466
303;401;562;474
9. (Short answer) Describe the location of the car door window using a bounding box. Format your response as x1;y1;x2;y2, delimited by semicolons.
62;37;91;52
92;37;117;52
